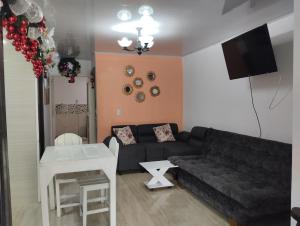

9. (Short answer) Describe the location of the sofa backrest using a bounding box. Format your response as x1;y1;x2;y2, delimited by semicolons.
137;123;179;143
205;129;292;177
188;126;209;148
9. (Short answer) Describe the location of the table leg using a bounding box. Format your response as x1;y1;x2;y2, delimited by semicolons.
147;167;173;188
49;178;55;210
40;177;50;226
110;174;116;226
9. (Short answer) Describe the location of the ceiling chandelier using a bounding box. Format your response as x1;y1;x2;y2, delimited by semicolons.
116;5;156;55
118;27;154;55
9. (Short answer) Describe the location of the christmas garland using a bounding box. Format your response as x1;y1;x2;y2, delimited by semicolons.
58;58;81;83
1;2;56;78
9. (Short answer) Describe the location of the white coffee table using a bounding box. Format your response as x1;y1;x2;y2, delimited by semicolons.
139;160;178;190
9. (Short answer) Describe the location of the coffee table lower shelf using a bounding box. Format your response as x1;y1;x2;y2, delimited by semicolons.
144;181;175;190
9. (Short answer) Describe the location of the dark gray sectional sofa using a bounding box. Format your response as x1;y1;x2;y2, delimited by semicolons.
104;123;204;172
169;127;292;226
104;124;292;226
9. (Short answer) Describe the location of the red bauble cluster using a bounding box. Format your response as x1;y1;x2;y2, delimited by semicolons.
3;16;44;78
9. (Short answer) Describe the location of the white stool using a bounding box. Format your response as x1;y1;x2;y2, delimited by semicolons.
79;175;110;226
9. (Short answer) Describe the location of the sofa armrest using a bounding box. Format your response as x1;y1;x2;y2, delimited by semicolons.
103;135;124;148
176;131;191;142
292;207;300;224
103;136;112;147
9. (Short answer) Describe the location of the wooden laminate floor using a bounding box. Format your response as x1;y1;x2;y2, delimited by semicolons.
12;173;229;226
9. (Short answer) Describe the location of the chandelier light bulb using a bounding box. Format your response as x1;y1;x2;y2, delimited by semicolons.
117;9;132;21
138;5;154;16
147;40;154;48
139;36;154;47
118;37;133;48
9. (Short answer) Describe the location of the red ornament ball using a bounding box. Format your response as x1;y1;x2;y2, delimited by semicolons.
20;27;27;35
8;25;15;33
13;33;20;41
2;19;8;28
8;16;17;24
21;20;28;27
6;33;13;40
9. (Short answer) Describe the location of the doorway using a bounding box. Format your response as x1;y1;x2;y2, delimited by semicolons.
47;75;97;146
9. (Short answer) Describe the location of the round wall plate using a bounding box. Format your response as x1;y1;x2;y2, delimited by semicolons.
133;77;144;88
150;86;160;97
147;71;156;81
125;65;135;77
136;92;145;103
123;84;133;95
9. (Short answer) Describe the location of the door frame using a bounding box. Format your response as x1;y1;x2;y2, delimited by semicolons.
0;8;12;226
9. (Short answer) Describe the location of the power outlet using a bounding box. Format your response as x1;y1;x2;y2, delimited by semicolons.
116;108;122;117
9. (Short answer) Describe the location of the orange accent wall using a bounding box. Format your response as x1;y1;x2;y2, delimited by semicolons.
96;53;183;142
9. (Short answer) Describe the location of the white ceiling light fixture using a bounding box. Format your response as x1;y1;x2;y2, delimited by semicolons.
139;36;154;48
138;5;154;16
118;37;133;48
115;4;156;55
117;27;153;55
117;9;132;21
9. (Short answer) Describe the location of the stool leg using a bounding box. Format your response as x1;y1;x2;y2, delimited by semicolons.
80;187;83;217
100;189;105;203
55;180;61;217
82;189;87;226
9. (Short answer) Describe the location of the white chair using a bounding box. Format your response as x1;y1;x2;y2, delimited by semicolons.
79;137;119;226
54;133;83;217
55;133;83;146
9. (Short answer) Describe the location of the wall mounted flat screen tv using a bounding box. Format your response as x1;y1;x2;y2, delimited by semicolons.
222;24;278;80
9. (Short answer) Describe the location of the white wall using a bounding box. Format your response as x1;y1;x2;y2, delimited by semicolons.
4;38;38;210
183;24;293;144
53;76;88;105
292;0;300;225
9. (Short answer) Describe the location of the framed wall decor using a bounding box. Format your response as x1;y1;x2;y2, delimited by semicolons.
147;71;156;81
133;77;144;88
123;84;134;95
125;65;135;77
136;92;145;103
150;86;160;97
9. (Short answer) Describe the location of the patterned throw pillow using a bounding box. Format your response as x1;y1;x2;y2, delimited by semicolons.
153;124;176;143
113;126;136;145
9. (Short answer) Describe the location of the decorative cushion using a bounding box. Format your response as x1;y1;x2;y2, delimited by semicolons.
153;124;176;143
113;126;136;145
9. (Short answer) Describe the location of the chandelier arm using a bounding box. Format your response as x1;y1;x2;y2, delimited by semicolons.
123;47;136;52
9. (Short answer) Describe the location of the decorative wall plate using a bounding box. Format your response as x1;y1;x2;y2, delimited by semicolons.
147;71;156;81
125;65;135;77
136;92;145;103
133;77;144;88
123;84;133;95
150;86;160;97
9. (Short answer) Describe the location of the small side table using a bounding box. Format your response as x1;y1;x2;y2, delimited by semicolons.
139;160;178;190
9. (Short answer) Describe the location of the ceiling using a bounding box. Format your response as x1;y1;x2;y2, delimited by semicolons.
39;0;293;60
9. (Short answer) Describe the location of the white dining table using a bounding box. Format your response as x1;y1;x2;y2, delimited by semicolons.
39;143;116;226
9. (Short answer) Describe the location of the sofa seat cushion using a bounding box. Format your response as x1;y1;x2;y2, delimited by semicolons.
118;143;146;171
169;155;290;210
163;141;200;158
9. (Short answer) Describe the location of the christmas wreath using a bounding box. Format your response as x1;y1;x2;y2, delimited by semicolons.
58;57;81;83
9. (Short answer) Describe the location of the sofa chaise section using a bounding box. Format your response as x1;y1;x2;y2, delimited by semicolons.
169;128;292;225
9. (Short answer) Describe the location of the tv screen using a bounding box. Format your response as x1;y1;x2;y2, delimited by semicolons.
222;24;278;80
